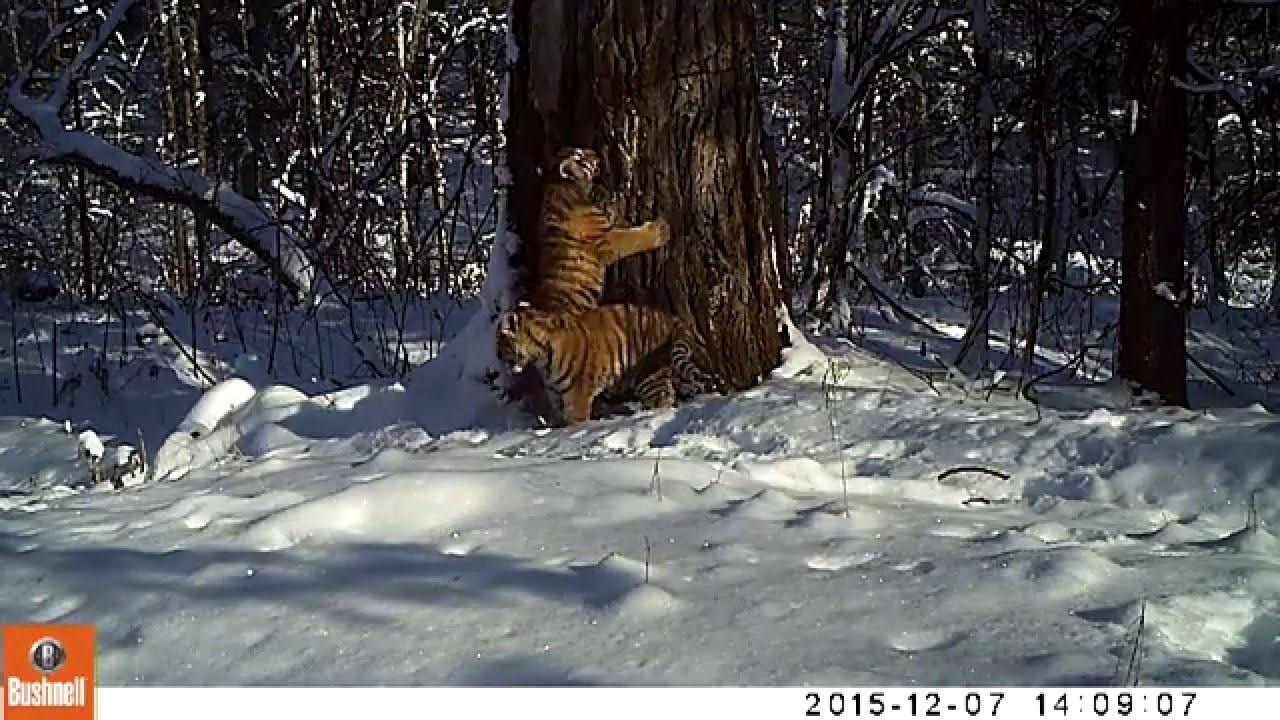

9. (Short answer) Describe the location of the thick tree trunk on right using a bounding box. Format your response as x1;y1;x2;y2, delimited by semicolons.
1118;0;1189;406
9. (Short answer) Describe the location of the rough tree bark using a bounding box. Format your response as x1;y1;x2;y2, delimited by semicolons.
1118;0;1189;406
507;0;787;392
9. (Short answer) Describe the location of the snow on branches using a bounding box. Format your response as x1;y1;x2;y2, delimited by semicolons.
5;0;316;302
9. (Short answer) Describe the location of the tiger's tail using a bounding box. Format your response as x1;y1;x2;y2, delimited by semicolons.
671;324;725;399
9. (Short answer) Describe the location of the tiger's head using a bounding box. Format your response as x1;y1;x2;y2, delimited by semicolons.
551;147;601;189
495;301;551;374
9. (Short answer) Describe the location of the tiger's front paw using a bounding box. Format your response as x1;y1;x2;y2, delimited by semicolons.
648;217;671;247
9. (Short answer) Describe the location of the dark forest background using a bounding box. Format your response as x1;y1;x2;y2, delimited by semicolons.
2;0;1278;408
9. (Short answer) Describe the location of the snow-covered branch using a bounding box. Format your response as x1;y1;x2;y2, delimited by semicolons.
1183;56;1248;114
5;0;315;301
910;188;977;224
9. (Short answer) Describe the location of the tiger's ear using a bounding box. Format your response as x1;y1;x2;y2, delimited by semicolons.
558;157;578;181
498;311;521;337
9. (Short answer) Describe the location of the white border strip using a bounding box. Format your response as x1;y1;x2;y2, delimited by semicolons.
95;687;1274;720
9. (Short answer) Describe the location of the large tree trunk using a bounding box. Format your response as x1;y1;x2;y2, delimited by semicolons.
507;0;786;392
1118;0;1189;406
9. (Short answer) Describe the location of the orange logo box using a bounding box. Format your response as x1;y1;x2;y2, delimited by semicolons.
2;624;95;720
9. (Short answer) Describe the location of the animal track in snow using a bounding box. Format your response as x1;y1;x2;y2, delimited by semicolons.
886;627;969;654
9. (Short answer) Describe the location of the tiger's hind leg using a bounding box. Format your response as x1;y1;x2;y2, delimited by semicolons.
633;365;676;411
599;217;670;265
672;334;725;400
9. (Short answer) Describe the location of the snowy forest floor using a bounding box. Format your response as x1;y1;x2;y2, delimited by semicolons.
1;298;1279;686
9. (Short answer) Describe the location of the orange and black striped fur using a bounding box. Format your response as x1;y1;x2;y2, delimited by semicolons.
532;147;670;314
496;302;722;426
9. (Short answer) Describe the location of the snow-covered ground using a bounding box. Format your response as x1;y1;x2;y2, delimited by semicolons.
2;308;1278;686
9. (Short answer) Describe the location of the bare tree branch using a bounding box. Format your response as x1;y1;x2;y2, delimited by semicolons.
5;0;316;302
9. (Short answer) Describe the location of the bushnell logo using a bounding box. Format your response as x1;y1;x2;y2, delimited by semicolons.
29;638;67;675
3;624;95;720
